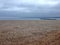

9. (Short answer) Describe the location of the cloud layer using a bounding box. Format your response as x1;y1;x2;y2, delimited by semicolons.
0;0;60;17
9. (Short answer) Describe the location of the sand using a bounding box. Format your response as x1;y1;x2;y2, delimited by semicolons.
0;20;60;45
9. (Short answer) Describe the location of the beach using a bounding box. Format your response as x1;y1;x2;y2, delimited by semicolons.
0;20;60;45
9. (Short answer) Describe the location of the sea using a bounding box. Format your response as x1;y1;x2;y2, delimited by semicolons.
0;17;60;20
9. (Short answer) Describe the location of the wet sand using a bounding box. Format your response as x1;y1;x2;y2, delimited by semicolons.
0;20;60;45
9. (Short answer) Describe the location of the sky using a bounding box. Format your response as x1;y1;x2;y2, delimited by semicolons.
0;0;60;17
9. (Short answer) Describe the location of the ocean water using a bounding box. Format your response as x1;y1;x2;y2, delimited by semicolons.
0;17;40;20
0;17;60;20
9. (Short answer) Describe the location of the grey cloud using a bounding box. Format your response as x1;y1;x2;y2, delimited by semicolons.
0;0;60;17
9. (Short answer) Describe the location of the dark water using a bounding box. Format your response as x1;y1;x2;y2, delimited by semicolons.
0;17;60;20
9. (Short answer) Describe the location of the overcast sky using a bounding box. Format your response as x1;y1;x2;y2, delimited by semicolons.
0;0;60;17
